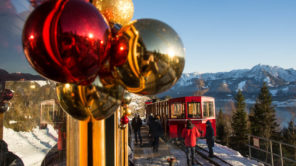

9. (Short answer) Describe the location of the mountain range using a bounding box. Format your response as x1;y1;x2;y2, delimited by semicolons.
0;68;44;81
158;64;296;111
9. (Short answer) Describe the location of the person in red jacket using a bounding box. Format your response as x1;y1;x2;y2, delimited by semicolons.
181;120;201;166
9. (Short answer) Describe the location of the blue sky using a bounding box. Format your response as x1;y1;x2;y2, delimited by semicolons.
2;0;296;74
133;0;296;73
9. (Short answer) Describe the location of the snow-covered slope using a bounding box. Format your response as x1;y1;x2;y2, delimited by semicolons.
3;125;58;166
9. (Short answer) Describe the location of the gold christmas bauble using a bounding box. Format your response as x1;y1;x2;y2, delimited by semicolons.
122;92;132;105
112;19;185;95
123;106;132;116
93;0;134;25
56;77;124;121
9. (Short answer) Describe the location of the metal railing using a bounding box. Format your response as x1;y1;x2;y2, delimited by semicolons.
248;135;296;166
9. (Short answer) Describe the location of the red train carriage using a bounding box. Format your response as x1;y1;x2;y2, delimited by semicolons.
145;96;216;139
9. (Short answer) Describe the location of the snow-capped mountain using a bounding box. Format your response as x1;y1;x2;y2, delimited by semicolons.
159;64;296;104
177;64;296;87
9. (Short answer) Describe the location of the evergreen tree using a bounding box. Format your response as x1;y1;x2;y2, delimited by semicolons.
231;90;248;155
216;109;230;145
282;120;296;160
249;82;279;139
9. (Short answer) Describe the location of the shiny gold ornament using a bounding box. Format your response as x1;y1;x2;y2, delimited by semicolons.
112;19;185;95
122;105;132;116
122;92;132;105
93;0;134;26
56;77;124;121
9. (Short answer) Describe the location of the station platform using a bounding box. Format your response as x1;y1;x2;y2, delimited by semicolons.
131;125;187;166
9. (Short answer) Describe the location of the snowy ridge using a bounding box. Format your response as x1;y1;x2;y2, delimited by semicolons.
177;64;296;87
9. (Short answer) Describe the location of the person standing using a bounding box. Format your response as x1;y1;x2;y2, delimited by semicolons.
132;115;142;146
181;120;200;166
147;113;154;135
150;115;163;152
205;120;215;158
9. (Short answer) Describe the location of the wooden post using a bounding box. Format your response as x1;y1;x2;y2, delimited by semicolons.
124;124;128;166
114;106;129;166
66;115;87;166
65;106;129;166
66;116;106;166
105;114;115;166
0;113;3;140
115;109;120;166
279;143;284;166
92;119;105;166
270;141;274;166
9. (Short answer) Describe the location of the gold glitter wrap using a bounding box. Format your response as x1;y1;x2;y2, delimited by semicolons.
93;0;134;25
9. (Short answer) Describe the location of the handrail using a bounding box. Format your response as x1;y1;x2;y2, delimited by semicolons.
248;134;296;149
248;135;296;166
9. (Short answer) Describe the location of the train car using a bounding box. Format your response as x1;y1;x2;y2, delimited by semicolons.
145;96;216;139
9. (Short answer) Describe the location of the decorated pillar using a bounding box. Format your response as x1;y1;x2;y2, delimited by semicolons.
67;116;106;166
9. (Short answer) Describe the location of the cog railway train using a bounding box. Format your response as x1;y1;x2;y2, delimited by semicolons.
145;96;216;139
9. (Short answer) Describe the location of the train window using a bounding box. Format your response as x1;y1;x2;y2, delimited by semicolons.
170;103;185;119
187;102;201;118
209;102;214;117
165;104;168;116
203;101;214;117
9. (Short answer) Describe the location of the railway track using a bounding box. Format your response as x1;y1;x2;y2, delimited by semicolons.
173;142;232;166
195;145;232;166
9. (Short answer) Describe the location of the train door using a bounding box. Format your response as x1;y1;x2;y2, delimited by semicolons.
164;101;168;138
202;99;216;136
168;101;185;138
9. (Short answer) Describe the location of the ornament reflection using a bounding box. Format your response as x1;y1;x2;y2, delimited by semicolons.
56;77;124;121
112;19;185;95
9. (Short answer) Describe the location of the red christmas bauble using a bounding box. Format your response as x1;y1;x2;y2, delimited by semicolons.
23;0;111;85
1;89;13;101
120;115;129;125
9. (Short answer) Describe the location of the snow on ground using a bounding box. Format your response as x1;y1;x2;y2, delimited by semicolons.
32;80;49;87
198;139;263;166
3;125;58;166
2;123;264;166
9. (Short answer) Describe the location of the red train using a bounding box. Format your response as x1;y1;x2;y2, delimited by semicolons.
145;96;216;139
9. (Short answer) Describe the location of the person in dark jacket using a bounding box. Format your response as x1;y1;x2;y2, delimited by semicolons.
205;120;215;158
132;115;142;145
150;115;163;152
0;140;24;166
181;120;200;166
147;113;154;136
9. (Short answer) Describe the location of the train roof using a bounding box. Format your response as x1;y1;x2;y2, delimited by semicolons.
145;96;215;104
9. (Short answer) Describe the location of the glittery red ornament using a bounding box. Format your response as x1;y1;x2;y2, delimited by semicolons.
120;115;129;125
23;0;111;85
